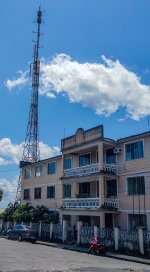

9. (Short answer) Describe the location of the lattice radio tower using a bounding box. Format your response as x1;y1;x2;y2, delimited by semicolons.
15;7;42;203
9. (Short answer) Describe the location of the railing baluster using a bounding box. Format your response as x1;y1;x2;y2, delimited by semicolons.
62;197;99;209
64;162;118;177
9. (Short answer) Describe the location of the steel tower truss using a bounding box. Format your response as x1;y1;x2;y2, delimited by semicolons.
15;8;42;203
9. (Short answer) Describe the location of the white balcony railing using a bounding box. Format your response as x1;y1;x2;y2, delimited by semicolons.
104;198;119;210
62;197;99;209
64;163;117;178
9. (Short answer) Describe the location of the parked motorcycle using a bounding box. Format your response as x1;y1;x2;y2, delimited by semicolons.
88;237;109;255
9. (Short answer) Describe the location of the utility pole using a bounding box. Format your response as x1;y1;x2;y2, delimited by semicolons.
15;7;42;203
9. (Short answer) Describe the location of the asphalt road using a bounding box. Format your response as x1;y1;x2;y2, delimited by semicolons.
0;238;150;272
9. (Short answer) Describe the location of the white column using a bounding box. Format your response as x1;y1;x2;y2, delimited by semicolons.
50;223;53;240
61;153;64;174
99;176;104;207
94;226;98;238
63;220;67;242
100;213;105;228
98;142;103;164
39;222;42;238
0;219;2;230
77;221;82;244
60;213;63;225
6;221;9;229
114;227;120;251
138;228;144;255
30;222;32;228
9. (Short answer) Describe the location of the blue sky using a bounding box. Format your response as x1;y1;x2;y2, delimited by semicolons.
1;0;150;207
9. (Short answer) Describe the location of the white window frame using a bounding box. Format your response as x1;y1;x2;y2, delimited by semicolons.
127;212;147;229
35;165;43;177
64;156;72;170
105;147;117;164
79;152;91;167
48;161;56;175
24;167;32;179
125;174;146;196
124;139;144;161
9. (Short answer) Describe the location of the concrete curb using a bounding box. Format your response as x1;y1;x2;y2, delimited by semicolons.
36;241;150;265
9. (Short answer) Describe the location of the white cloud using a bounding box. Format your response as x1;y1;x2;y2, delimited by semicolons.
5;70;29;90
0;140;60;208
0;138;22;165
0;138;60;166
0;177;17;208
39;142;60;159
5;54;150;120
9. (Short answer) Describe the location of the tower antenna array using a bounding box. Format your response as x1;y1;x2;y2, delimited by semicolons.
15;7;42;203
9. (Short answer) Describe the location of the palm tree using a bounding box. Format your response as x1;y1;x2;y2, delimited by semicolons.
0;188;3;202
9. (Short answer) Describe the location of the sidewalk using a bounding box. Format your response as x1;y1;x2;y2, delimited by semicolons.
36;240;150;265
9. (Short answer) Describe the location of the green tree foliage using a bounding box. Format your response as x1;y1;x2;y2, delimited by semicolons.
0;202;59;224
12;203;34;222
31;205;49;222
0;202;19;221
0;188;3;201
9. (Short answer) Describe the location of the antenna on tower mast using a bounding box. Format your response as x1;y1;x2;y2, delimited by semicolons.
15;7;43;203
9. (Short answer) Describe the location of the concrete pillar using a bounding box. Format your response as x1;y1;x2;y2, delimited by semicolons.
98;142;103;164
0;219;2;230
60;213;63;225
61;153;64;174
50;223;53;240
100;213;105;228
30;222;32;228
72;183;78;198
63;220;67;242
14;221;16;227
114;227;120;251
6;221;9;229
77;221;82;244
94;226;98;238
99;176;105;207
138;228;144;255
39;222;42;238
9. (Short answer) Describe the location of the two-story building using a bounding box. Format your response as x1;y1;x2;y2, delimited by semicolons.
20;125;150;229
21;155;62;211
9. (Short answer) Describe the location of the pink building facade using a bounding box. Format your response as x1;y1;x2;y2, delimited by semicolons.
21;125;150;229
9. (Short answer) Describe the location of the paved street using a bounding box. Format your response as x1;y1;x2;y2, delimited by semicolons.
0;238;150;272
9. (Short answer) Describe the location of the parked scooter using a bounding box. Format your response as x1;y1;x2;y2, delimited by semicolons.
88;237;109;255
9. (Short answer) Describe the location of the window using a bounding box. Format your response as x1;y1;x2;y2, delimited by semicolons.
125;140;144;161
79;182;90;197
106;148;116;164
64;157;72;169
79;154;90;167
63;184;71;198
35;165;43;177
47;186;55;198
106;179;117;197
128;214;147;230
24;168;31;179
23;189;30;200
34;187;41;199
48;162;56;174
127;176;145;195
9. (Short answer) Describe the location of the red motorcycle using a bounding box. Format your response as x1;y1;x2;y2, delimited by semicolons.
88;237;109;255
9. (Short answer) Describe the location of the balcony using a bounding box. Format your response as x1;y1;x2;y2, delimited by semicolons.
63;163;117;178
104;198;119;210
62;197;99;209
